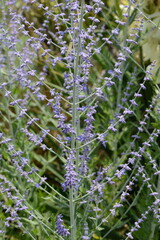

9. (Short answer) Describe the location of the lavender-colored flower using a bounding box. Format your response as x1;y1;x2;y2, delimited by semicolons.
62;151;79;191
56;214;70;237
126;232;134;239
82;222;90;240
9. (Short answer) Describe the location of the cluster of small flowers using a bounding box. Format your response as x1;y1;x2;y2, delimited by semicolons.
56;214;70;237
0;175;28;231
126;203;160;239
61;150;79;191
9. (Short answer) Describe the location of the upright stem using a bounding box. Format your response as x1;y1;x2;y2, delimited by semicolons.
69;1;85;239
69;187;75;240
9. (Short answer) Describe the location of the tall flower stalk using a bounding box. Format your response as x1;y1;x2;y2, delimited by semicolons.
69;1;85;238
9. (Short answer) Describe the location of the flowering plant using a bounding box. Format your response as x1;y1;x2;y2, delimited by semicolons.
0;0;160;239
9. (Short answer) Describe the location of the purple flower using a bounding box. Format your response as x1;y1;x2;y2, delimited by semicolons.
62;151;79;191
126;232;134;239
111;28;120;35
82;223;90;240
56;214;70;237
